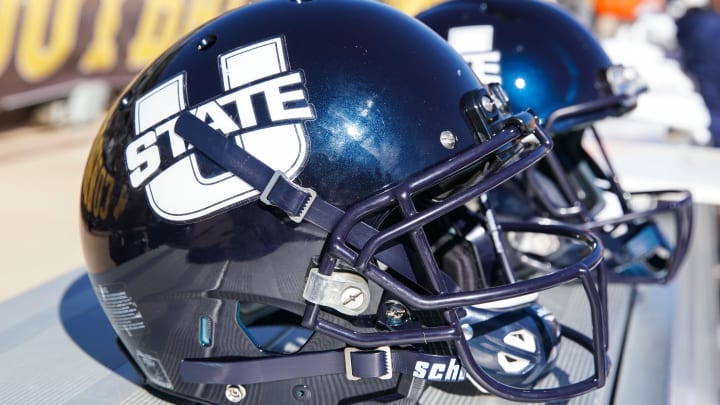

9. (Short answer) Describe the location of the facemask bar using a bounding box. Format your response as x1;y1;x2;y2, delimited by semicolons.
584;189;693;283
544;65;646;134
523;129;627;222
300;125;608;401
463;222;608;399
527;115;693;284
530;64;645;221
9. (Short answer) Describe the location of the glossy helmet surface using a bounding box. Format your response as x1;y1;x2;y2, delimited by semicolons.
418;0;693;283
80;1;608;403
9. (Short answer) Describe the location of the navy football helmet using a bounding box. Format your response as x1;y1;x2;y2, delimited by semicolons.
418;0;693;284
80;1;608;403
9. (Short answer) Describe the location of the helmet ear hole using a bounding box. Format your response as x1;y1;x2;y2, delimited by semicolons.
235;302;314;354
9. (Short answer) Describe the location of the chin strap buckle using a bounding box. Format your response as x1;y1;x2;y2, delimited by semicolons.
344;346;393;381
260;170;317;223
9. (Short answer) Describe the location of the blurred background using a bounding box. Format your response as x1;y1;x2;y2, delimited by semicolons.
0;0;718;403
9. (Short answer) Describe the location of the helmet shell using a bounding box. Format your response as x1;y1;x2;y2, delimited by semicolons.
80;1;488;402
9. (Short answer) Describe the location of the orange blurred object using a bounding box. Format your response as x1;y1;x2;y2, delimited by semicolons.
595;0;665;20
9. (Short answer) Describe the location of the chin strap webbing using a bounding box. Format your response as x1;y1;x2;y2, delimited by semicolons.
174;112;417;282
180;347;467;385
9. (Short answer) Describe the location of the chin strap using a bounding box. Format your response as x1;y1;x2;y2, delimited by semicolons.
174;112;419;283
181;347;469;385
180;321;596;389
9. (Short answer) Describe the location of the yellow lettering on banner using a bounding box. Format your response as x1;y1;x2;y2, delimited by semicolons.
0;0;21;77
127;0;182;71
79;0;125;73
382;0;445;16
16;0;85;82
183;0;222;34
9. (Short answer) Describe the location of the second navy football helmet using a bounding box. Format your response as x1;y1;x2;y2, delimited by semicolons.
418;0;693;283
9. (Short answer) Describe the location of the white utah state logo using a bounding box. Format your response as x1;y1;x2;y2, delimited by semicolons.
447;25;502;85
124;36;315;222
